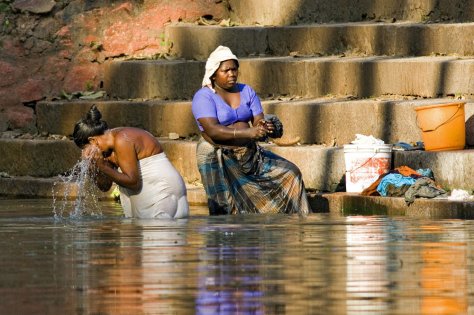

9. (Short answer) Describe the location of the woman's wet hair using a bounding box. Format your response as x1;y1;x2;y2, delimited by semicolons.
72;105;108;148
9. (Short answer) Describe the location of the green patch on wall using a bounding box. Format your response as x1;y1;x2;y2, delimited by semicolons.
0;1;13;13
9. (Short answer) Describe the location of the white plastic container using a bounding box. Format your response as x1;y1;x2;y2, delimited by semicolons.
343;144;393;193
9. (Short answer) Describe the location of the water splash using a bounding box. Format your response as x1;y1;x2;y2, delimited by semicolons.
52;157;104;220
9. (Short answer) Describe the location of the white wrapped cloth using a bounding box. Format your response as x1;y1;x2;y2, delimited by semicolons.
201;45;238;89
119;152;189;219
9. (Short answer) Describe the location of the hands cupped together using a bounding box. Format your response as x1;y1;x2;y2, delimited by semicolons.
82;145;117;172
81;144;102;161
253;120;274;139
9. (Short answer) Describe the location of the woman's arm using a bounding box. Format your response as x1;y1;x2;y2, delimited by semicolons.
95;136;142;192
198;117;268;143
95;162;114;192
251;113;265;127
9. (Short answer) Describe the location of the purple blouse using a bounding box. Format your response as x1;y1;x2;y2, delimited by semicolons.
191;83;263;131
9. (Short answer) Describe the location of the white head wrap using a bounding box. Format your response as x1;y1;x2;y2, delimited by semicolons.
201;45;238;89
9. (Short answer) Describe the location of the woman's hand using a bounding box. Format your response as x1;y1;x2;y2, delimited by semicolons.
198;116;272;143
81;144;115;191
249;121;268;139
82;144;101;161
107;151;118;166
258;119;274;135
82;144;112;173
81;144;101;175
249;119;275;141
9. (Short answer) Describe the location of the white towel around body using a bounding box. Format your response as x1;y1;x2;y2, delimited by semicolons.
119;152;189;219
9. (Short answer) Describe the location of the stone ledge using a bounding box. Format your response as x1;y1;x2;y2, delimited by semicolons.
226;0;474;25
2;138;474;191
167;22;474;60
2;177;474;219
105;56;474;100
36;97;474;146
314;192;474;219
0;176;207;206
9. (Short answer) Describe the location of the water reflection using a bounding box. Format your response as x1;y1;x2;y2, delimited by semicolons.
346;217;389;314
0;199;473;314
196;224;265;314
419;225;468;315
83;218;194;314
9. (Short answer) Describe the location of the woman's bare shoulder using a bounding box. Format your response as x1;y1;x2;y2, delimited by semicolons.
114;127;153;138
114;127;162;157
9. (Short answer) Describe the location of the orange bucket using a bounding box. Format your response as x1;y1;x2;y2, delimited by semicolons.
415;102;466;151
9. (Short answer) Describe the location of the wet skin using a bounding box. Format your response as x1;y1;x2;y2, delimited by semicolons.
82;127;163;192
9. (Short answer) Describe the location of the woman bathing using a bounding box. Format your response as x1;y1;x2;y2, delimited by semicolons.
73;105;189;219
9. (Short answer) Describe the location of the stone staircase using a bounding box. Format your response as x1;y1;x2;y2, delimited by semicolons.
1;1;474;215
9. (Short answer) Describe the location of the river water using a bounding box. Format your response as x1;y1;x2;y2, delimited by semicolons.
0;198;472;314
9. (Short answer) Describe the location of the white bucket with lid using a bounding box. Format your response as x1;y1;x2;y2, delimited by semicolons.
343;144;393;193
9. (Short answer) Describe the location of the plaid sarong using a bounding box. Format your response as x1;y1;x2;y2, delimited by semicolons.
196;137;310;215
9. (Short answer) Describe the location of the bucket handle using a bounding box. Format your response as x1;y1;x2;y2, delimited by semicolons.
416;104;463;132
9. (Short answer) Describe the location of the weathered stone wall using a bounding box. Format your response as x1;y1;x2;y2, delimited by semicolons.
2;0;473;133
0;0;227;132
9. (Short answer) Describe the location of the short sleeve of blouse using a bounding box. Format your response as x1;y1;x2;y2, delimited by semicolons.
192;88;217;120
244;85;263;116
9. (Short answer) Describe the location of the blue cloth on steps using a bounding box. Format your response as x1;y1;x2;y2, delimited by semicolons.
416;168;433;179
376;173;417;197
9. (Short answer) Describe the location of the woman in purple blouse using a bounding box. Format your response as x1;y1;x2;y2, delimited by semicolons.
192;46;310;215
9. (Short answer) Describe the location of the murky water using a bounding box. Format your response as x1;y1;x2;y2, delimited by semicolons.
1;199;473;315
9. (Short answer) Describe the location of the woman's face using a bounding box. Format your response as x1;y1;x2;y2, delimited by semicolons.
87;135;111;158
212;59;239;90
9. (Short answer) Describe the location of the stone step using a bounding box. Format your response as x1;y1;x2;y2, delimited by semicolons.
36;99;198;141
166;22;474;60
317;193;474;219
1;138;474;193
0;176;207;206
226;0;474;25
36;97;474;146
105;56;474;100
0;139;81;178
2;176;474;219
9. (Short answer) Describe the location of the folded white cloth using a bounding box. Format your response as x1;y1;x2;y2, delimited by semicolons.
201;45;238;89
448;189;474;201
351;134;385;145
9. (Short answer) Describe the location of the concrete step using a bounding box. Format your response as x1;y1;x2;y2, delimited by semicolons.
105;56;474;100
0;176;207;206
0;139;81;178
36;97;474;146
1;138;474;193
317;192;474;219
36;99;198;140
166;22;474;60
2;176;474;219
226;0;474;25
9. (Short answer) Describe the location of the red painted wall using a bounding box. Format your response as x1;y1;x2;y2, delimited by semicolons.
0;0;227;132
